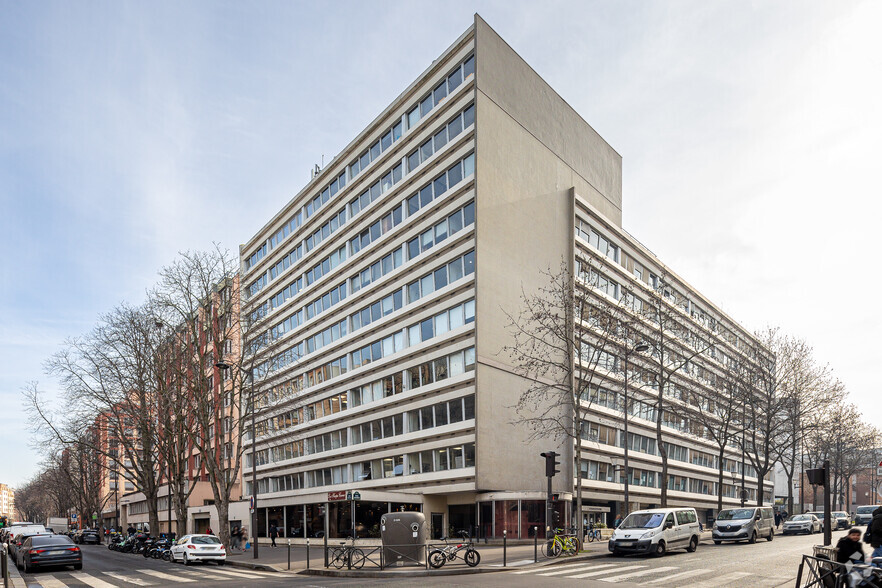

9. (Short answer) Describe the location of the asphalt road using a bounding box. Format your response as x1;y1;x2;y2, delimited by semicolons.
6;527;864;587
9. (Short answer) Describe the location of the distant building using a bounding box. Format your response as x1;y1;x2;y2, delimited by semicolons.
0;483;15;519
238;15;773;541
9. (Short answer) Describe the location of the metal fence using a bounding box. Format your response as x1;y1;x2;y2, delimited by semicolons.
795;554;882;588
318;538;483;571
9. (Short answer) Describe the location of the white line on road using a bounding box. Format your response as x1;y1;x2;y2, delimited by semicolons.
198;567;275;579
137;569;197;583
599;565;679;582
689;571;751;587
570;564;647;579
647;568;712;584
103;571;155;585
69;572;119;588
490;559;535;567
538;563;622;576
30;577;70;588
514;561;598;574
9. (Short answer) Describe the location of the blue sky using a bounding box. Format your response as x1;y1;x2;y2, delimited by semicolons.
2;0;880;488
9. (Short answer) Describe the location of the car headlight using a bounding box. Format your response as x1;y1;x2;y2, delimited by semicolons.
640;530;656;540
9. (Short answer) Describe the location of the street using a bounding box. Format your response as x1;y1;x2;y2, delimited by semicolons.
6;527;857;587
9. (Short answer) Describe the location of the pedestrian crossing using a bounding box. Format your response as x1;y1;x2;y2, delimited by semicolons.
21;566;281;587
511;561;784;586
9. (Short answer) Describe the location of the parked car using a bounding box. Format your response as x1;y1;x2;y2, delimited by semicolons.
1;522;38;543
170;534;226;565
608;508;701;556
833;511;850;530
17;534;82;573
807;511;835;530
712;506;775;544
10;530;54;563
782;514;822;535
74;529;101;544
856;505;881;526
6;525;48;561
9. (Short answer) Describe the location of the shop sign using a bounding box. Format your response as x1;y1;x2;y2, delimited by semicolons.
328;490;347;502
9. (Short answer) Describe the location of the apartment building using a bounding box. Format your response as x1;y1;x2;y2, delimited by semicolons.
0;483;14;519
238;15;773;541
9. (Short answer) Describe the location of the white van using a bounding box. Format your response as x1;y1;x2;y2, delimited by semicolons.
608;508;701;556
712;506;775;544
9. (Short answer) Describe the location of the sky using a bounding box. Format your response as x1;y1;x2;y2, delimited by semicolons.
1;0;880;488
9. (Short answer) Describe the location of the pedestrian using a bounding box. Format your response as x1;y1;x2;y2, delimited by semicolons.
127;525;136;536
206;526;213;536
270;524;278;548
836;528;866;565
242;527;250;551
231;527;240;550
869;506;882;567
775;512;782;529
613;514;623;529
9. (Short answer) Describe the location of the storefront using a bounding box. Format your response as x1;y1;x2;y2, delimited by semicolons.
476;492;570;539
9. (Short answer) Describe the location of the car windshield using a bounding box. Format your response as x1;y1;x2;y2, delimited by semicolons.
790;515;812;521
717;509;754;520
809;513;826;520
192;536;221;544
857;506;877;514
620;512;665;529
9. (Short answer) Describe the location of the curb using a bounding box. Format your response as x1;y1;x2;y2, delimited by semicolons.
4;556;28;588
301;566;503;578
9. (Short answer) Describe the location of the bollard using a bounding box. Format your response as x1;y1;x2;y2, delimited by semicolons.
2;543;8;588
503;529;507;567
287;539;291;570
534;527;538;562
306;538;310;569
323;534;328;568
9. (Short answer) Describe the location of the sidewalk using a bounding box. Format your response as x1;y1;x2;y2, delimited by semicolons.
3;555;28;588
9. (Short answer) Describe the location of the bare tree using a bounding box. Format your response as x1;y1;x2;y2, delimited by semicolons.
638;270;716;508
505;259;636;539
25;302;168;535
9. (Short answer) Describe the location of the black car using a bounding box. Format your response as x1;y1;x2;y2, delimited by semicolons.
75;529;101;544
9;532;53;564
18;534;82;573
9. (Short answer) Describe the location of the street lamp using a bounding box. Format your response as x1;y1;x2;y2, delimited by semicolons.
216;359;257;560
622;341;650;518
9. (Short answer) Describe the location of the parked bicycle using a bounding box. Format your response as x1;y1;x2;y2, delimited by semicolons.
328;537;365;570
547;528;580;557
585;523;602;543
428;531;481;568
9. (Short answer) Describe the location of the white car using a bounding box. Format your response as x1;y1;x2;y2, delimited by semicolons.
170;534;226;565
782;514;821;535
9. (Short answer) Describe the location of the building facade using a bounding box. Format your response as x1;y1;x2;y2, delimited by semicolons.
238;15;773;541
0;483;15;519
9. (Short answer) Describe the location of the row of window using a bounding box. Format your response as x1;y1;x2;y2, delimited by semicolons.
244;54;475;276
407;105;474;174
253;347;477;453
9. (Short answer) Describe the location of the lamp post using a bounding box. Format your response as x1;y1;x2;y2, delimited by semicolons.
216;360;257;560
622;341;649;518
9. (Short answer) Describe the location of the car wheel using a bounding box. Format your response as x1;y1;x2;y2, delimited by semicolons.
748;531;757;544
653;541;667;557
687;536;698;552
183;552;190;566
767;529;774;542
610;550;624;557
713;540;721;545
73;563;82;570
21;559;28;574
217;560;225;566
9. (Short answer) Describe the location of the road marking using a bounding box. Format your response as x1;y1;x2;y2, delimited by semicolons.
174;569;236;580
599;565;678;582
138;569;197;583
570;564;647;579
514;561;598;574
647;568;712;584
538;563;621;576
490;559;535;567
103;571;155;585
203;567;275;578
31;577;70;588
69;572;119;588
690;571;751;587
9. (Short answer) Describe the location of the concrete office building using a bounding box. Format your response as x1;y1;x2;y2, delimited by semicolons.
239;15;772;541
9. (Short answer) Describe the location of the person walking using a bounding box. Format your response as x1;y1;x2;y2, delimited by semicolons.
613;514;623;528
269;524;278;548
836;528;866;565
206;526;213;536
870;506;882;567
775;511;782;529
231;526;240;550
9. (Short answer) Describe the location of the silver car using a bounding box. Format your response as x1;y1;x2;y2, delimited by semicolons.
712;507;775;544
782;514;821;535
855;505;880;526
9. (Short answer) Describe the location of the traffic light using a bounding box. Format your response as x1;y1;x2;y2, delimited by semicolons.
0;515;7;528
541;451;560;477
553;510;561;524
551;494;560;502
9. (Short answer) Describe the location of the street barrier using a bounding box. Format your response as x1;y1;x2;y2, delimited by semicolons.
794;554;882;588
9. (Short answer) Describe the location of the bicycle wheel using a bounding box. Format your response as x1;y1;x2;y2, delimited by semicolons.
464;549;481;567
586;531;595;543
546;539;562;558
330;547;345;569
429;549;446;569
349;548;365;569
571;536;582;552
563;538;577;556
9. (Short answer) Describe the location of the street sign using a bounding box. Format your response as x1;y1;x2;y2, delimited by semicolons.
92;514;98;520
70;514;78;520
876;466;882;477
328;490;346;501
353;491;361;501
